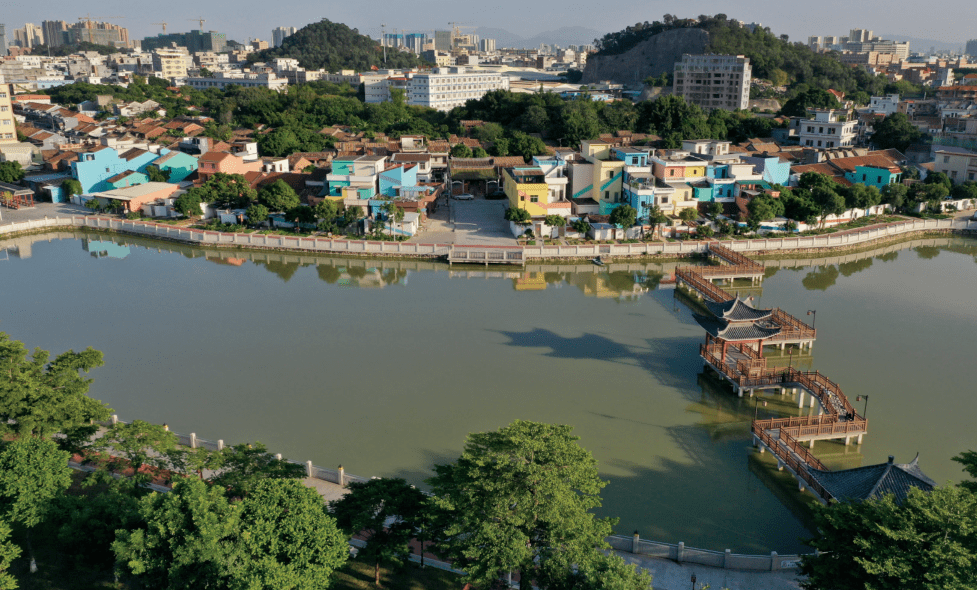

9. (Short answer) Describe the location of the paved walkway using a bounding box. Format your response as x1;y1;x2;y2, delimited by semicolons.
407;196;516;246
618;552;802;590
0;201;89;223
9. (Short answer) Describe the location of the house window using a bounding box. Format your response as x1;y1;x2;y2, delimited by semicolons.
951;171;958;179
604;191;610;200
862;174;866;181
877;176;882;183
943;156;950;163
607;171;613;179
530;196;538;202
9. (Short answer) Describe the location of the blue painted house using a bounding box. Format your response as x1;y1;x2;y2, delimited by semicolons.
845;165;901;189
378;164;419;197
742;156;792;186
151;150;199;183
71;146;159;194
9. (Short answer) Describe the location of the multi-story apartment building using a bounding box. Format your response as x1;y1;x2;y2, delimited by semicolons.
673;54;751;111
142;30;227;53
152;47;191;82
0;25;8;56
42;21;68;47
933;148;977;183
186;72;288;91
364;68;509;112
65;22;130;47
13;24;44;49
967;40;977;58
867;94;900;115
272;27;297;48
0;84;17;144
797;109;857;149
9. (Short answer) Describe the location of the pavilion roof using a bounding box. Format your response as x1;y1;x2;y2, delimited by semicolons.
692;314;781;341
705;297;772;322
808;455;935;503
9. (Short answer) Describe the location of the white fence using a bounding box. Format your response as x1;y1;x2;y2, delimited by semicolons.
2;215;974;261
607;534;805;572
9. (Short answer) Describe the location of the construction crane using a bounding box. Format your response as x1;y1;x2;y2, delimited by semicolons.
151;22;168;34
77;15;124;44
188;17;206;30
447;22;475;48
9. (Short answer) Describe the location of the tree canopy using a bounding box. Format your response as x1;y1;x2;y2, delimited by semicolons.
872;113;925;153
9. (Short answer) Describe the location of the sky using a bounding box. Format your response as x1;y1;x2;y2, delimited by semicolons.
0;0;970;46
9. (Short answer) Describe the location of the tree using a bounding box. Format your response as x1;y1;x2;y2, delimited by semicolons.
450;143;473;158
471;147;489;158
209;442;305;498
313;199;339;222
0;522;19;590
330;478;427;585
146;165;171;183
800;486;977;590
780;88;840;117
51;482;142;569
881;183;908;209
811;186;846;227
172;191;202;219
85;197;102;213
192;173;257;209
504;206;532;225
491;138;511;157
236;479;349;588
844;184;882;211
257;179;300;212
287;205;317;230
609;204;637;229
245;203;269;226
0;332;110;439
924;171;952;190
647;205;668;239
544;214;567;227
428;421;617;590
746;195;784;226
871;113;924;153
62;178;82;199
953;451;977;493
113;478;238;589
570;218;590;235
708;201;723;219
344;205;364;230
0;162;25;184
96;420;180;486
679;207;698;223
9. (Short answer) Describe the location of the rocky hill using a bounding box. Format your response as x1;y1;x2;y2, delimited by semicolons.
581;28;708;87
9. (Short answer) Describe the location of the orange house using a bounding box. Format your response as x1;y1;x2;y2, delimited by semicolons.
196;151;263;184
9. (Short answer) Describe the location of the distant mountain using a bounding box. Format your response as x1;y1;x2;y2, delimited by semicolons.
474;26;604;49
880;34;965;53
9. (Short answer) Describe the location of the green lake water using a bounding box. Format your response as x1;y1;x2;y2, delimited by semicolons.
2;232;976;554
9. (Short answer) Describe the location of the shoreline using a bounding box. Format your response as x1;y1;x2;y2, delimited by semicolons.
2;215;976;264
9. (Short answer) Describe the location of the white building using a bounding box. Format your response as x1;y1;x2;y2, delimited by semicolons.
0;84;17;144
186;72;289;91
272;27;297;48
867;94;900;115
404;67;509;112
798;109;857;149
933;148;977;183
673;54;751;111
152;47;191;82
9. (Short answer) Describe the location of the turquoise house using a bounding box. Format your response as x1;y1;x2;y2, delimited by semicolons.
846;165;901;189
743;156;792;186
378;164;418;197
106;170;149;190
152;150;199;183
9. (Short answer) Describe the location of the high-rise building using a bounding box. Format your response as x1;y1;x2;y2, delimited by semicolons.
65;21;130;47
434;30;452;51
404;33;427;54
42;20;69;47
0;83;17;144
808;36;822;50
479;38;496;53
142;30;227;53
849;29;874;43
673;54;752;111
14;23;44;48
0;24;8;56
272;26;297;48
966;39;977;57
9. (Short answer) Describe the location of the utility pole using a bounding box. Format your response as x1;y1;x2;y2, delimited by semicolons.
381;23;387;63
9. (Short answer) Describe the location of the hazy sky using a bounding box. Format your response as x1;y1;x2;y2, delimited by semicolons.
1;0;969;45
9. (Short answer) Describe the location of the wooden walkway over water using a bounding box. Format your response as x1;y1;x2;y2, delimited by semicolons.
684;243;865;504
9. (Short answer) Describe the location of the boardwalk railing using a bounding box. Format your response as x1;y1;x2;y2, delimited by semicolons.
770;309;817;340
752;423;833;501
707;243;764;269
2;216;974;260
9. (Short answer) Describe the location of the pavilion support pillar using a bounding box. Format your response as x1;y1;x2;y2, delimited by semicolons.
808;440;815;449
844;436;851;446
857;434;864;444
798;480;806;492
753;435;758;447
779;342;785;351
738;387;744;398
809;395;817;409
749;389;754;398
777;460;784;471
797;390;805;408
759;444;765;454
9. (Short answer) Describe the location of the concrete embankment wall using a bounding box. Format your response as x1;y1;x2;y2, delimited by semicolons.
2;215;975;261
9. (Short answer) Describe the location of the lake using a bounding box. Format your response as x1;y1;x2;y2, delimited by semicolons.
2;231;975;554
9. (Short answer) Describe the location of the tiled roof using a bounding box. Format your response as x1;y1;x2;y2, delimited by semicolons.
106;170;142;183
704;297;773;322
120;148;150;162
491;156;528;168
450;157;494;169
692;314;782;341
809;455;935;502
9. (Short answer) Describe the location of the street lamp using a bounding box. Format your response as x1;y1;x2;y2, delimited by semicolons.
754;398;768;421
856;395;870;420
787;347;794;377
806;309;817;328
691;574;697;590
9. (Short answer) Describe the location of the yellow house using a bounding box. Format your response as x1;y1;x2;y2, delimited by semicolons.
504;167;556;217
665;182;698;216
580;140;625;214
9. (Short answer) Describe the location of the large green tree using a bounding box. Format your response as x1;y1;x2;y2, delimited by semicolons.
953;451;977;493
113;478;239;589
0;162;26;184
0;437;72;530
428;420;620;590
811;186;847;227
872;113;924;153
800;486;977;590
330;478;427;585
609;204;637;229
95;420;180;487
190;173;257;209
235;479;349;588
257;179;301;212
0;522;19;590
209;442;305;498
0;332;109;438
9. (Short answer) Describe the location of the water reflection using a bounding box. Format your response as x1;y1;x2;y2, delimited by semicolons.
82;239;130;260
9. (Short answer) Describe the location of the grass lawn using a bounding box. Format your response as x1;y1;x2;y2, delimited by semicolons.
333;560;463;590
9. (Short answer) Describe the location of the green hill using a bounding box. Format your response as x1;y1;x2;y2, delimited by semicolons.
592;15;900;97
250;19;429;72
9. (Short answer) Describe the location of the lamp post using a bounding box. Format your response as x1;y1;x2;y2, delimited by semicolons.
856;395;869;420
691;574;697;590
754;397;767;421
806;309;817;328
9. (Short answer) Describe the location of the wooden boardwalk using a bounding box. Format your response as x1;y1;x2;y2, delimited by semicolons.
688;244;864;504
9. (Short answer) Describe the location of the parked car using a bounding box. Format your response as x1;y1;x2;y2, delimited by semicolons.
452;193;474;200
486;190;507;200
